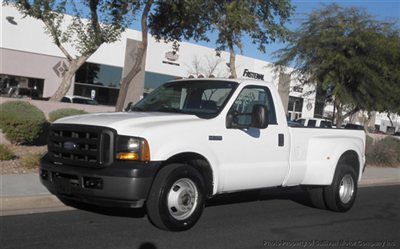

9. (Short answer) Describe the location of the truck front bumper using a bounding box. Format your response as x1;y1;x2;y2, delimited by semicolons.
39;155;161;208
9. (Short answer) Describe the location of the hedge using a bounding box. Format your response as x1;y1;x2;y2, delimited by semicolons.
366;136;400;167
0;101;47;144
0;144;15;161
49;108;88;122
20;152;43;169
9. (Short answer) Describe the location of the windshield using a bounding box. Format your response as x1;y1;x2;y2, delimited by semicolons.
132;80;237;117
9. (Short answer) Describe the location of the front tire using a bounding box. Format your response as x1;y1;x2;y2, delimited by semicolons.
146;164;205;231
324;164;358;212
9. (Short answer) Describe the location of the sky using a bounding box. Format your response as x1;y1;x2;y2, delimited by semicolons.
126;0;400;63
61;0;400;63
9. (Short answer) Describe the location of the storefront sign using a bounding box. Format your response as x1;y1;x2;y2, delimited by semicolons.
306;101;313;111
91;90;96;99
163;41;180;66
293;86;303;93
53;61;68;77
242;69;264;80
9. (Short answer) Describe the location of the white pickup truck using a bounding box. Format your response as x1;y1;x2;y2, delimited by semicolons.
40;79;366;231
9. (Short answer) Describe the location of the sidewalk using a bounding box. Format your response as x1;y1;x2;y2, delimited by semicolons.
359;166;400;187
1;174;49;197
1;166;399;216
0;174;73;216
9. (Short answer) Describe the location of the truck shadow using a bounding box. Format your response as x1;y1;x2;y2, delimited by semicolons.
60;198;147;218
206;186;313;208
62;187;314;218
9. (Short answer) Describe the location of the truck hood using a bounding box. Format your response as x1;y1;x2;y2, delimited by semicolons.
54;111;202;135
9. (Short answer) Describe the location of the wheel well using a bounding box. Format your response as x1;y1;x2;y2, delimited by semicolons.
161;152;214;198
338;150;360;178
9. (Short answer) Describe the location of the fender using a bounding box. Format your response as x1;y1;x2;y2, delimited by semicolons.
151;142;222;195
301;136;364;185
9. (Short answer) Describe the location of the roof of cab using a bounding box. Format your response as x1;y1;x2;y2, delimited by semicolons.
168;77;273;85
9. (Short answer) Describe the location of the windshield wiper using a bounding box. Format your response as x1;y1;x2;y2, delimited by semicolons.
131;106;145;112
156;107;182;113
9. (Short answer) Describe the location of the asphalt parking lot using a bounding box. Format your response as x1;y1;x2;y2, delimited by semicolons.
2;185;399;249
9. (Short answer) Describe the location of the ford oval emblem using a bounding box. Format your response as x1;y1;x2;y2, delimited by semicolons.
63;141;77;150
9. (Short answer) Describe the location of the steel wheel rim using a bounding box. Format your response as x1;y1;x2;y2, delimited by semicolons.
339;174;354;204
167;178;199;220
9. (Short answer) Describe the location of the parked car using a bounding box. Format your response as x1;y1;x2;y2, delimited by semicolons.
287;120;302;127
295;118;333;128
344;123;364;130
40;79;366;231
61;95;98;105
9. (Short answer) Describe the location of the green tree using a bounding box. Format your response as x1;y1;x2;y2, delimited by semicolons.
274;4;400;127
115;0;212;111
150;0;294;78
211;0;294;78
6;0;137;102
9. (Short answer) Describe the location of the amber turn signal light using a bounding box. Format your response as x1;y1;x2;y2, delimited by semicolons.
141;139;151;161
117;152;139;160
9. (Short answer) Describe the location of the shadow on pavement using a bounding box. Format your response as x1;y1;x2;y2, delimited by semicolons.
59;198;147;218
138;242;157;249
207;186;313;208
60;186;314;219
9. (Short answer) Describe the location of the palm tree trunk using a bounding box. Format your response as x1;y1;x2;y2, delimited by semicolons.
227;39;237;78
115;0;153;111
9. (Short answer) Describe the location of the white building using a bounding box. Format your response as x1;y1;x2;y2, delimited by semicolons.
6;3;396;133
1;5;317;118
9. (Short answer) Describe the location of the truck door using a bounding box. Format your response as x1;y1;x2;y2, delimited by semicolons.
219;85;290;192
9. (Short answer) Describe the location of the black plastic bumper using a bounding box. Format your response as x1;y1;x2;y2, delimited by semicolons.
39;154;161;208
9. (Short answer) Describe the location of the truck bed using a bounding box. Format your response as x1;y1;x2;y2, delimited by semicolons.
284;127;366;186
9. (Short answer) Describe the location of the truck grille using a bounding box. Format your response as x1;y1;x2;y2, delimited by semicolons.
48;124;115;168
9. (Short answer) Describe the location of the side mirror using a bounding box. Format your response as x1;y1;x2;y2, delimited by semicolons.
226;104;269;129
124;102;133;112
251;104;269;129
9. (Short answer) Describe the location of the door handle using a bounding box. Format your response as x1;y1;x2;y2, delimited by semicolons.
278;134;284;147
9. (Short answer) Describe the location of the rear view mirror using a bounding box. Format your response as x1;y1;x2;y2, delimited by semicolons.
251;104;269;129
226;104;269;129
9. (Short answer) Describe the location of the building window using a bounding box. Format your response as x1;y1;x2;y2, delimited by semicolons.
73;65;178;106
75;63;122;88
73;83;119;106
288;96;303;120
144;71;177;94
74;63;122;105
0;74;44;99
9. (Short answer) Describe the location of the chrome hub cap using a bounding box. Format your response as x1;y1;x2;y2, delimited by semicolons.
339;174;354;204
167;178;199;220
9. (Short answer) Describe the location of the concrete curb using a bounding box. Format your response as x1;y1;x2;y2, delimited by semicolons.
359;178;400;187
1;195;74;216
1;178;398;217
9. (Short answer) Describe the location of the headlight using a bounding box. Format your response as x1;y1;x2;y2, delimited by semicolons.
116;136;150;161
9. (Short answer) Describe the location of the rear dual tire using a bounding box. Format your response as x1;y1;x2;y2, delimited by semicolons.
306;164;358;212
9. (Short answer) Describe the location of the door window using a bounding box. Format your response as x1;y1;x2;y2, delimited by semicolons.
230;86;277;125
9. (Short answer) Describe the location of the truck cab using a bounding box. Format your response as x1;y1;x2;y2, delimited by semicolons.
40;79;365;231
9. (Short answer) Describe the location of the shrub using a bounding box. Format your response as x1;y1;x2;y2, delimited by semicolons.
49;108;88;122
20;152;43;169
365;135;374;156
366;136;400;167
0;144;15;161
0;101;47;144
